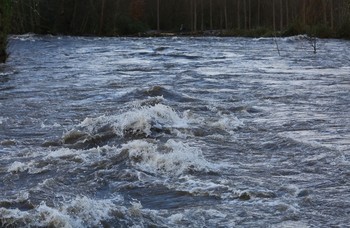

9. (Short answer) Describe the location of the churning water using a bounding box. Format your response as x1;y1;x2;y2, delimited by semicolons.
1;34;350;227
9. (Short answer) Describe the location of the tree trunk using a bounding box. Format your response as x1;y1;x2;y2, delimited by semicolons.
190;0;193;31
237;0;240;29
210;0;213;30
322;0;328;26
280;0;283;30
248;0;251;29
194;0;197;32
99;0;105;35
285;0;289;28
243;0;247;30
201;0;204;31
70;0;78;33
224;0;228;30
330;0;334;29
257;0;261;27
29;0;35;31
157;0;160;31
273;0;276;32
302;0;306;26
11;1;23;33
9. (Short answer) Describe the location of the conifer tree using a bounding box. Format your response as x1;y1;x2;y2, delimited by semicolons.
0;0;11;63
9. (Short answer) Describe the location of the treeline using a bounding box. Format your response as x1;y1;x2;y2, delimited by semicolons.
0;0;11;62
7;0;350;38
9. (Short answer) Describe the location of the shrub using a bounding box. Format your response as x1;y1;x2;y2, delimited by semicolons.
307;24;334;38
337;19;350;39
283;20;306;36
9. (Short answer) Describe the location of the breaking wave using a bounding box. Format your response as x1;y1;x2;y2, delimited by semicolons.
62;103;189;149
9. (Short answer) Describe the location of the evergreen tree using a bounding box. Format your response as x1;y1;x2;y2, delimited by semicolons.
6;0;350;38
0;0;11;63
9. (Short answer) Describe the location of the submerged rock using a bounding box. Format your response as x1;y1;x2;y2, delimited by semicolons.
239;192;251;201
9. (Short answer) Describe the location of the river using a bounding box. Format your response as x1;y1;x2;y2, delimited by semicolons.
1;34;350;227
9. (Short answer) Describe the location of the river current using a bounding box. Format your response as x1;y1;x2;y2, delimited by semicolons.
0;35;350;227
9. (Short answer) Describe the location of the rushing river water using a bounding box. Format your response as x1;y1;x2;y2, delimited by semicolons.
0;34;350;227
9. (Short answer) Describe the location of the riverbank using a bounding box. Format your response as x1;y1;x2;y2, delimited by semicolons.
137;23;350;39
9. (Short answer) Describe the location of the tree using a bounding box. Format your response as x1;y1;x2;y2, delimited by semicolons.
193;0;197;32
272;0;276;32
280;0;283;30
302;0;307;25
0;0;11;63
131;0;145;21
243;0;247;30
236;0;240;29
329;0;334;30
6;0;350;38
210;0;213;30
157;0;160;31
99;0;106;35
285;0;289;28
257;0;261;27
201;0;204;31
224;0;228;30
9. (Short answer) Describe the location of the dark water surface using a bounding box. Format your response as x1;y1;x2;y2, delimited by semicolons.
1;35;350;227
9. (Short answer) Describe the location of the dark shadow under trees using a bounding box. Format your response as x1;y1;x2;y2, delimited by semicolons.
7;0;350;39
0;0;11;63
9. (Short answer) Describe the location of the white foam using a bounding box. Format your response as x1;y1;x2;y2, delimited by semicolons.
205;209;227;218
7;161;29;173
7;160;53;175
10;33;37;42
129;200;143;217
45;145;119;163
168;213;183;223
123;139;215;176
46;148;78;158
121;104;188;134
0;196;120;228
77;104;188;137
36;203;77;228
16;191;30;202
0;117;8;124
271;221;310;228
210;114;243;133
280;34;310;42
166;176;238;199
41;122;62;128
0;208;31;226
164;207;235;227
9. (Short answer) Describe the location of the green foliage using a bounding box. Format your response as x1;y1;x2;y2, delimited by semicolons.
307;24;334;38
283;20;306;36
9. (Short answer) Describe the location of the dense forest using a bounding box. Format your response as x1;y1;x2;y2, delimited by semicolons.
0;0;11;62
1;0;350;62
9;0;350;37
